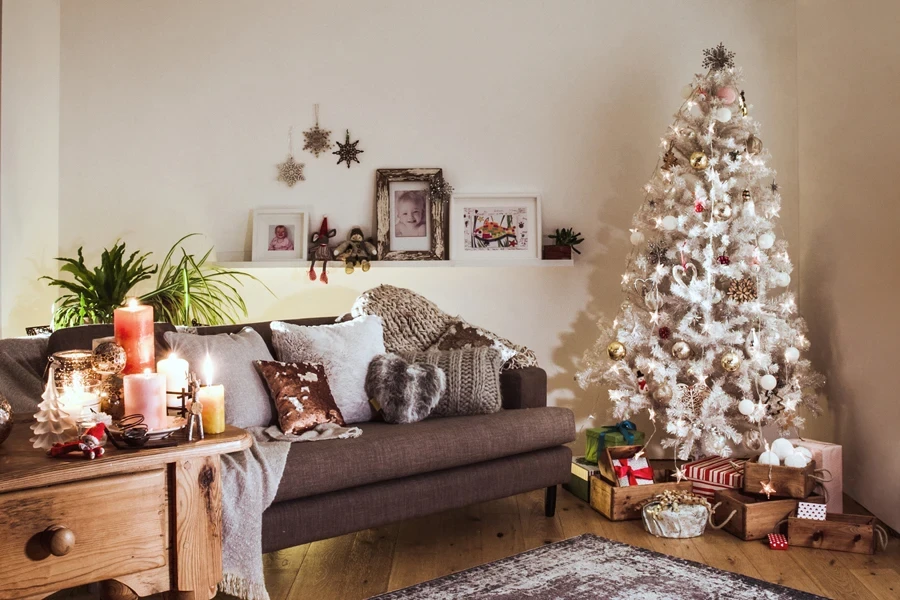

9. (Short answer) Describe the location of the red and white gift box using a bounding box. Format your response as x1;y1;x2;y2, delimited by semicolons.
797;502;827;521
788;438;843;513
682;456;746;500
613;456;654;487
768;533;788;550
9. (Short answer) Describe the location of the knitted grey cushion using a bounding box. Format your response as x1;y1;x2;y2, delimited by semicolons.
164;327;275;428
365;353;446;424
400;347;503;417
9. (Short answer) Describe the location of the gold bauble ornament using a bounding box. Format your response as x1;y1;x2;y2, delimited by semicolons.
671;341;692;360
713;204;733;220
653;384;672;402
689;151;709;170
746;135;763;155
92;341;127;375
721;351;742;372
607;341;627;361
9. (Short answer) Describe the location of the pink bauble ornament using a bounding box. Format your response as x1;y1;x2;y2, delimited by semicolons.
717;86;738;105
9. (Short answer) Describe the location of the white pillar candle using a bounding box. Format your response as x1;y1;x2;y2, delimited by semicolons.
123;369;168;431
157;353;190;407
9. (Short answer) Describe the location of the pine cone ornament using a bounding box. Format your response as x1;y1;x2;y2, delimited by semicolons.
659;327;671;340
717;255;731;265
727;277;757;303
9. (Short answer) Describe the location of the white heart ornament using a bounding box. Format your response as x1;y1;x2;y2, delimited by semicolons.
633;278;660;311
672;263;698;290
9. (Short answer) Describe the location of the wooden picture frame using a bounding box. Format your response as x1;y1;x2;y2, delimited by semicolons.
375;168;448;260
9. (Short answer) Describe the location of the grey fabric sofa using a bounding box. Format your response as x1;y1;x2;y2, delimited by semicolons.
1;317;576;555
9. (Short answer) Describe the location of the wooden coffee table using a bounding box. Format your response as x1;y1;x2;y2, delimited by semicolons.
0;421;252;600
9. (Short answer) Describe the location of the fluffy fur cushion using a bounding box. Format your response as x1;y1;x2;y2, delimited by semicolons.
270;315;385;423
400;347;504;417
254;360;344;434
365;354;446;424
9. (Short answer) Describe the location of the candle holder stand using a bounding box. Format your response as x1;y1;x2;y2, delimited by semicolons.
166;373;205;441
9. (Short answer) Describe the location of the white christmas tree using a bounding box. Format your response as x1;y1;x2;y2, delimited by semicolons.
577;45;825;460
30;364;77;450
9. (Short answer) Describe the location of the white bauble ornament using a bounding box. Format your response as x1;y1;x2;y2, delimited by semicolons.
760;374;778;391
681;84;694;99
784;347;800;362
630;231;645;246
653;384;672;402
784;453;809;468
758;451;780;466
742;201;756;217
795;446;812;461
715;107;732;122
738;399;755;416
662;216;678;231
771;438;795;460
689;103;704;118
775;272;791;287
758;233;775;250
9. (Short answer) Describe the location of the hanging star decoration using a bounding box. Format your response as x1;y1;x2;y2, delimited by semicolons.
702;43;736;71
277;155;305;187
674;466;687;483
334;129;363;168
303;105;332;157
760;480;777;499
770;181;780;193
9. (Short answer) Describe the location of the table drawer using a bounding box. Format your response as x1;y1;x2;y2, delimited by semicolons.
0;470;168;599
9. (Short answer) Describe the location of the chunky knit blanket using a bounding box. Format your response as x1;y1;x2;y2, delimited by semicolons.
351;285;537;370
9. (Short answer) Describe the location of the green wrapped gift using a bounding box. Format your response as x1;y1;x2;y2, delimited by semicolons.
585;421;645;463
563;456;601;503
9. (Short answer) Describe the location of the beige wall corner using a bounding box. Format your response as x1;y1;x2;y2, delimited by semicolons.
0;0;61;337
797;0;900;530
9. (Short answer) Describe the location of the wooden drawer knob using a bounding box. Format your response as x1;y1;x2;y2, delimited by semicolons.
43;525;76;556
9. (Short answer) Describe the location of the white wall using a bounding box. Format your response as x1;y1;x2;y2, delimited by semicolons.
0;0;60;337
56;0;801;446
797;0;900;530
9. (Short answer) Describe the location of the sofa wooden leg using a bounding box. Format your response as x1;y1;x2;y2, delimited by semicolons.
545;485;557;517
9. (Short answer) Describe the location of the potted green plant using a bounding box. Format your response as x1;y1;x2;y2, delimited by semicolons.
42;235;271;329
543;228;584;260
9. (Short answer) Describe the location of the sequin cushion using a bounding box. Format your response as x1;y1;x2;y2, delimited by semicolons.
254;360;344;434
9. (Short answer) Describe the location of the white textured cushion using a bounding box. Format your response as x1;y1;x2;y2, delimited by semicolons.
270;315;385;423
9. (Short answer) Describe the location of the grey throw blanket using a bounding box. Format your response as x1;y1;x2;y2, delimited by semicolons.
218;423;363;600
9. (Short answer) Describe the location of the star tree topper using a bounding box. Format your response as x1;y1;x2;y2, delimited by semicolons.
334;129;363;168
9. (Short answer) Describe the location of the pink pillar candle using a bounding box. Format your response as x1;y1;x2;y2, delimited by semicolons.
123;371;168;431
114;300;155;375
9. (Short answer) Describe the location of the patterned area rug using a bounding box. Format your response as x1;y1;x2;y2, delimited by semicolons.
372;534;826;600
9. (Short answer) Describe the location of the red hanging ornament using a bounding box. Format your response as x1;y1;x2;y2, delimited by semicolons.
717;255;731;265
659;326;671;339
694;201;704;213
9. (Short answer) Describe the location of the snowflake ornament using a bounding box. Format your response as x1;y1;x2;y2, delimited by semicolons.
334;129;364;168
277;155;305;187
303;105;333;157
702;43;736;71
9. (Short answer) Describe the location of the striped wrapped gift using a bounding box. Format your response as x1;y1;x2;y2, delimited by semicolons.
683;456;746;500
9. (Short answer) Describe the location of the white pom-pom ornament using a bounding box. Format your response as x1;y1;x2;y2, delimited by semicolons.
760;374;778;391
758;233;775;250
771;438;795;460
662;216;678;231
785;347;800;362
681;84;694;99
785;453;809;468
758;451;780;466
630;231;645;246
775;273;791;287
715;107;732;122
738;399;755;416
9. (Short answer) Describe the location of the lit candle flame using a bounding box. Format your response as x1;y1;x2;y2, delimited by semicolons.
170;352;178;360
204;354;214;386
71;371;84;393
127;298;139;309
143;368;153;376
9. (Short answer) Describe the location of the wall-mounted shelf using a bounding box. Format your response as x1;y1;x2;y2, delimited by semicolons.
213;258;574;269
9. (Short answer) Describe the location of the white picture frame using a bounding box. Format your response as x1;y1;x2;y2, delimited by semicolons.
251;207;310;262
449;193;542;261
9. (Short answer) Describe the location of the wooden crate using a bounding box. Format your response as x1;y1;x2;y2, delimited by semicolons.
788;513;877;554
596;445;648;486
742;458;817;499
590;475;692;521
713;489;825;541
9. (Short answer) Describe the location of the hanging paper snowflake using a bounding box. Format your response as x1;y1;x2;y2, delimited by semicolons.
277;155;305;187
702;43;736;71
647;242;669;266
334;129;364;168
727;277;757;303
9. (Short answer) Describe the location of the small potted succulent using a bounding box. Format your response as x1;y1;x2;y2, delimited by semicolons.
543;228;584;260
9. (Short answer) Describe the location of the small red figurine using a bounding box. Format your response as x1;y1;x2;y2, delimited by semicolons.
309;216;337;284
49;422;107;460
767;533;788;550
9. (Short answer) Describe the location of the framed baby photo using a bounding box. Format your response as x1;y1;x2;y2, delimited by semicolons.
375;168;448;260
449;194;542;261
251;207;310;262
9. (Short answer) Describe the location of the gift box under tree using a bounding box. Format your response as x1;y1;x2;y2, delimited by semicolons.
563;456;601;503
788;438;842;512
683;456;746;500
585;421;645;463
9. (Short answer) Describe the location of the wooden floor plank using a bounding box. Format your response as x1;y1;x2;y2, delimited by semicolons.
792;548;881;600
263;544;310;600
515;488;565;549
733;535;828;596
851;568;900;600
